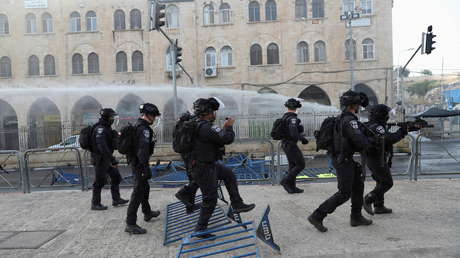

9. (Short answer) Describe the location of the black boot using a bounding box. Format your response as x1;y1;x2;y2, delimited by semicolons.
350;214;373;227
231;202;256;213
113;198;129;207
91;204;108;211
144;210;161;222
363;193;375;216
125;224;147;234
292;182;304;194
308;211;328;233
175;186;194;207
374;206;392;214
280;177;296;194
194;225;216;240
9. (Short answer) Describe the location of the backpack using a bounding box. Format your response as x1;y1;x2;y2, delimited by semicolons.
270;117;287;140
314;116;338;153
118;124;137;155
173;113;199;154
79;125;94;151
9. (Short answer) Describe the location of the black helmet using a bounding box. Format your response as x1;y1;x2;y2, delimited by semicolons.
193;98;213;116
340;90;369;107
140;103;161;116
207;97;220;111
284;98;302;109
100;108;117;119
369;104;391;122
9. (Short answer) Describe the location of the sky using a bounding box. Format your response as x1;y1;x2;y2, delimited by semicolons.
392;0;460;75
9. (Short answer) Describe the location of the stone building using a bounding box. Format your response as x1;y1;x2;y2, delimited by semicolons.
0;0;393;149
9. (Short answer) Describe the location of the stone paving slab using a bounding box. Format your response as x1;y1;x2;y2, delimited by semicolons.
0;179;459;257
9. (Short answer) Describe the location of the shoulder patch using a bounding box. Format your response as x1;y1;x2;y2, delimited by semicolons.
143;129;150;138
376;126;385;135
291;118;297;124
211;125;222;133
97;127;104;134
349;120;359;129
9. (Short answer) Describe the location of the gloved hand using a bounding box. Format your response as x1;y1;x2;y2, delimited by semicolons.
301;138;309;145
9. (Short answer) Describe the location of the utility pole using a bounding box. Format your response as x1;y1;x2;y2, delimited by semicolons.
340;11;360;91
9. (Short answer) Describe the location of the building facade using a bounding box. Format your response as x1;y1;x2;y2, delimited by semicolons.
0;0;393;149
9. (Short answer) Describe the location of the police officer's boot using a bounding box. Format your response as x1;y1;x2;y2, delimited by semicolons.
175;186;194;207
231;202;256;213
280;177;296;194
125;224;147;235
194;225;216;240
350;214;373;227
374;206;393;214
113;198;129;207
363;193;375;216
144;210;161;222
91;188;107;210
308;210;328;233
291;181;304;194
111;185;129;206
91;204;108;210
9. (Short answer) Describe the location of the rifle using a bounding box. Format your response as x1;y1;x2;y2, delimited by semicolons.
387;118;434;131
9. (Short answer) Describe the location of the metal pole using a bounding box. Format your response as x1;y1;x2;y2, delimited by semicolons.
349;17;355;91
171;41;178;121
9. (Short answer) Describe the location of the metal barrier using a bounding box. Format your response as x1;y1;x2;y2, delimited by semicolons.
23;147;84;192
0;150;25;192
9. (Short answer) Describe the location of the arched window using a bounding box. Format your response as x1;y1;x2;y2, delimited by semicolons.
26;13;37;33
312;0;325;18
248;1;260;22
343;0;355;13
219;3;231;24
362;38;374;59
44;55;55;76
221;46;233;67
166;5;179;28
297;41;309;63
314;40;327;62
72;53;83;74
205;47;217;67
0;57;12;78
116;51;128;72
361;0;373;14
345;39;357;61
88;53;99;74
42;13;53;33
250;44;262;65
28;55;40;76
69;12;81;32
295;0;307;19
114;10;126;30
0;14;8;35
130;9;142;29
265;0;277;21
86;11;97;32
203;4;215;25
132;51;144;72
267;43;279;64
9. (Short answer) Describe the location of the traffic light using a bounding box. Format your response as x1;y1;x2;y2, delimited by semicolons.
150;0;165;30
425;25;436;55
175;46;182;64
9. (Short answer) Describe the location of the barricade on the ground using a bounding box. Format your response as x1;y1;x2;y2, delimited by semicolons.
0;150;25;192
23;147;84;192
164;194;232;246
177;221;260;258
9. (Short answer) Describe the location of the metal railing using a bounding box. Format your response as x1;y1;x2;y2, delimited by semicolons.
0;150;25;192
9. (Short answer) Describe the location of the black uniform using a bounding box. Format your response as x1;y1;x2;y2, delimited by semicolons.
364;121;406;208
281;112;308;184
91;119;122;205
126;118;156;225
315;111;372;218
191;120;244;230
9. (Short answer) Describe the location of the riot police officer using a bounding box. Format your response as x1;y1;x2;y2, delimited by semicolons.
363;104;413;215
91;108;128;210
280;98;309;194
125;103;161;234
308;90;374;232
191;98;255;238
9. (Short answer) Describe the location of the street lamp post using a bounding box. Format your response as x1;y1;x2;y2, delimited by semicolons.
340;11;361;91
